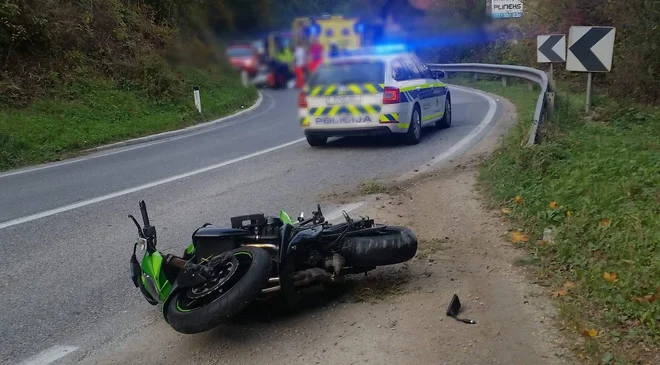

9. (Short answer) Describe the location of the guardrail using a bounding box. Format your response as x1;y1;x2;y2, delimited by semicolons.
427;63;551;146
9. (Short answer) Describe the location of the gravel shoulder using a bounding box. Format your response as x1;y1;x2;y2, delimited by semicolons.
77;92;577;365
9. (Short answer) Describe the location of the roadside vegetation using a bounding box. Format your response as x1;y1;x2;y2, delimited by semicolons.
450;76;659;364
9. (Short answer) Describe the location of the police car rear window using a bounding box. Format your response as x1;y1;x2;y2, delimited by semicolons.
308;61;385;86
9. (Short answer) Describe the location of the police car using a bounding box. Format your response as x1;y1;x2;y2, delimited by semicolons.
298;46;451;147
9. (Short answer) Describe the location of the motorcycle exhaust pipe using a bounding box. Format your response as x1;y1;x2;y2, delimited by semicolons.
261;268;331;294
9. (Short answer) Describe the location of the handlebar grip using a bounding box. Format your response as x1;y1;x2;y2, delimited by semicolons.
139;200;150;226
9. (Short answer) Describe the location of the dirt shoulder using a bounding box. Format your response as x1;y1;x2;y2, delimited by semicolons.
77;91;577;365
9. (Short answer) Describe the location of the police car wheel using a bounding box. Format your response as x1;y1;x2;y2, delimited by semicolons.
306;135;327;147
436;97;452;129
403;106;422;145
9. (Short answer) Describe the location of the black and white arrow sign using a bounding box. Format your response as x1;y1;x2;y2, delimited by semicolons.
537;34;566;63
567;26;616;72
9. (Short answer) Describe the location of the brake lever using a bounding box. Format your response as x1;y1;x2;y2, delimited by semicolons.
128;215;145;238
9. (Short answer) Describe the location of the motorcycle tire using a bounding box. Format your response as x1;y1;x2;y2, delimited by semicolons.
164;247;272;334
341;226;418;267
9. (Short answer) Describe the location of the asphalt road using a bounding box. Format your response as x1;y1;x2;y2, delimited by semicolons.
0;86;502;365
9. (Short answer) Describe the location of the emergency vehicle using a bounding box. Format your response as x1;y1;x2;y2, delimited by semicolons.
293;15;378;58
298;46;451;147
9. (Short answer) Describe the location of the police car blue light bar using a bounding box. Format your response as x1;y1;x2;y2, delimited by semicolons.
343;44;408;56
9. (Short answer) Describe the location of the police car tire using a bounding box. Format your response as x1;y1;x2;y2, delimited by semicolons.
436;96;452;129
306;135;327;147
403;105;422;145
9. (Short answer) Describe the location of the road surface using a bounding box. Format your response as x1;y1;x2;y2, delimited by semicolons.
0;86;502;365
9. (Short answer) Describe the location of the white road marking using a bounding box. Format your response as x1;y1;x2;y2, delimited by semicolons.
0;87;498;230
0;138;306;230
400;85;499;178
17;346;78;365
0;92;274;179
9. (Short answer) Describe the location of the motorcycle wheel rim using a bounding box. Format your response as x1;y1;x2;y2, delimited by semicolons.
175;251;254;312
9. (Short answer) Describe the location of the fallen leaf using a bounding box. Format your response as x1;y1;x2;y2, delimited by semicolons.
600;218;611;227
549;201;559;209
581;328;600;337
563;281;577;289
634;295;658;304
603;272;618;284
537;240;549;246
511;231;529;244
501;208;512;214
514;196;524;204
567;210;573;217
552;289;568;298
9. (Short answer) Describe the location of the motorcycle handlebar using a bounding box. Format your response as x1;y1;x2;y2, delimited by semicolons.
139;200;150;227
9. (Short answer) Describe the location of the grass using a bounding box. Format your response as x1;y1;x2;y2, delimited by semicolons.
0;67;257;171
450;76;660;364
360;180;385;195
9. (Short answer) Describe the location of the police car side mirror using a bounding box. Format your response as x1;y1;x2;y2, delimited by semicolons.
434;70;446;79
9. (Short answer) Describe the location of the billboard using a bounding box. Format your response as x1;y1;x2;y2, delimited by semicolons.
491;0;523;19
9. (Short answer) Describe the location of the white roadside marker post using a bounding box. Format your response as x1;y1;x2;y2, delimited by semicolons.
193;86;202;113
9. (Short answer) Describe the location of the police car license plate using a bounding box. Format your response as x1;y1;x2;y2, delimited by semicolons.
327;95;361;105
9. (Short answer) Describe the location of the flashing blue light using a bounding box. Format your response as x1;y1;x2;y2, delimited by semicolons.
307;23;321;37
354;23;365;33
371;44;408;54
343;44;408;57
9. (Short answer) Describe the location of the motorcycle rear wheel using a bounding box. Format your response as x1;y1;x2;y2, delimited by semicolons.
165;247;272;334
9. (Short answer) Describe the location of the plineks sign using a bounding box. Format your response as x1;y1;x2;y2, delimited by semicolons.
491;0;523;19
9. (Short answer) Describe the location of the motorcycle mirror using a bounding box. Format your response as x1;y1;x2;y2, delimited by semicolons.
446;294;476;324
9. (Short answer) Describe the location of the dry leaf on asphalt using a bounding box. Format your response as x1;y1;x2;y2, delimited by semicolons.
603;272;618;284
511;231;529;244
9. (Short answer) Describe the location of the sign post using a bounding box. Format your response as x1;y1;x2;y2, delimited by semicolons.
566;26;616;113
537;34;566;92
537;34;566;121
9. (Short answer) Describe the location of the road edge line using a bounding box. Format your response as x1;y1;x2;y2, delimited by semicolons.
85;90;264;153
394;84;500;183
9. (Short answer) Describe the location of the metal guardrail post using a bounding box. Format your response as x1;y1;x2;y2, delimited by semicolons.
428;63;549;146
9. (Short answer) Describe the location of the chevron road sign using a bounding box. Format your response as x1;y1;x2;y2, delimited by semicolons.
537;35;566;63
566;26;616;72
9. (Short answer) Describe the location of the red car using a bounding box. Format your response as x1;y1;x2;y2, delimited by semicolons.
226;45;259;77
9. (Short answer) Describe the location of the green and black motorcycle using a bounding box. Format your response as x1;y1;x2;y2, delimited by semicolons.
129;200;417;334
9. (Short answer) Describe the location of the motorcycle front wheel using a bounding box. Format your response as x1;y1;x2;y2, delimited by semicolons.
165;247;272;334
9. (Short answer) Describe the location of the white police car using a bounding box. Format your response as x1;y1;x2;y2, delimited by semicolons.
298;47;451;147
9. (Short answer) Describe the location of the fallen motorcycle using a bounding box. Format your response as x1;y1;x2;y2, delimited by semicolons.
129;200;417;334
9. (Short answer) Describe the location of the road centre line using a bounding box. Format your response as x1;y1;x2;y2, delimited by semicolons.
17;345;78;365
0;87;499;231
0;138;306;230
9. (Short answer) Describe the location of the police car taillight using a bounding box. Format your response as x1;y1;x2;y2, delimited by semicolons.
383;87;400;104
298;91;308;108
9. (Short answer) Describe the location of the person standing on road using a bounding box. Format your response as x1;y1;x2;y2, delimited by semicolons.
308;36;324;74
294;43;306;88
